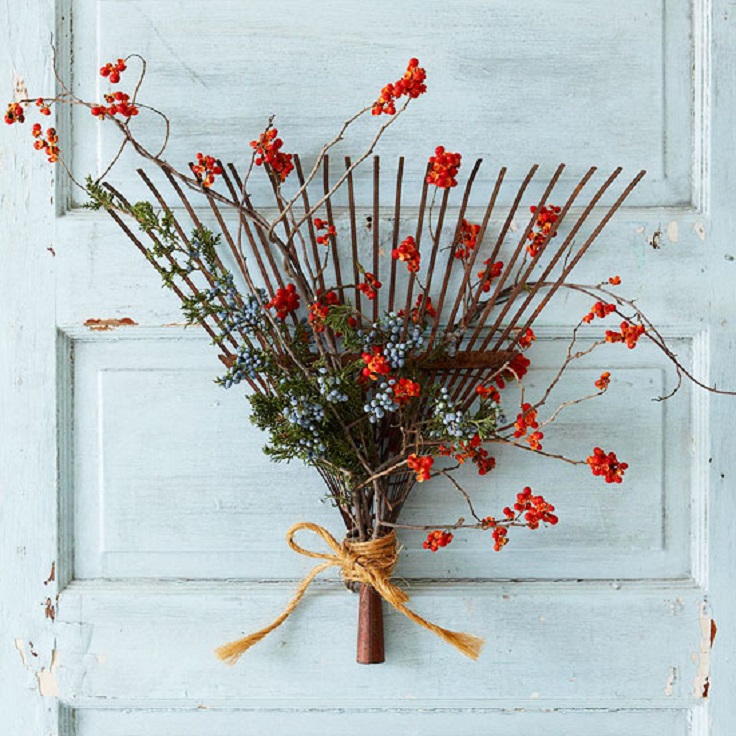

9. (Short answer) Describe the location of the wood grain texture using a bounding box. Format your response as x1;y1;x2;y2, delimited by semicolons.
66;0;699;210
0;2;60;735
69;706;690;736
64;327;697;581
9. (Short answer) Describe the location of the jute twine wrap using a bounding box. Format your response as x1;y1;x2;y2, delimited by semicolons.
215;521;485;664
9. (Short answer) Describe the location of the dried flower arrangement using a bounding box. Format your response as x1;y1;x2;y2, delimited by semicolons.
6;55;721;665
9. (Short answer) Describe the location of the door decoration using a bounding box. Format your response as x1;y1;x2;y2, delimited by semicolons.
6;56;724;664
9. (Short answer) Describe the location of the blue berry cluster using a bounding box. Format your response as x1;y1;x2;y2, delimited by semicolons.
317;368;349;403
361;312;427;370
219;289;266;335
364;378;398;424
218;344;266;388
430;387;476;440
283;391;327;460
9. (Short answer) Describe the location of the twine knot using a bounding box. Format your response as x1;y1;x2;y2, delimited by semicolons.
215;522;484;664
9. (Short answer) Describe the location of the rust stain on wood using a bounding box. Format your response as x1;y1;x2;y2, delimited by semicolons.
83;317;138;331
693;603;716;699
43;561;55;586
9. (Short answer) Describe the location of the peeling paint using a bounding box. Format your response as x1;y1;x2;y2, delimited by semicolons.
14;639;28;667
693;602;716;698
35;650;60;698
666;221;679;243
83;317;138;331
664;666;677;696
43;561;55;586
694;221;706;241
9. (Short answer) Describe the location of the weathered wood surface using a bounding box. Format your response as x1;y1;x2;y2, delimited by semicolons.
2;1;736;734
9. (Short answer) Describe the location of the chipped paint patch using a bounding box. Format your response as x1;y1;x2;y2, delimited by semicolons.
14;639;28;667
84;317;138;331
664;666;677;696
36;650;60;698
694;221;706;241
666;221;679;243
692;602;716;698
13;73;28;103
44;561;55;586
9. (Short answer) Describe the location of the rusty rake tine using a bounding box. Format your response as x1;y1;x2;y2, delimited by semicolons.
467;163;564;351
388;157;405;313
195;183;283;361
402;163;432;333
486;166;601;353
459;163;538;348
344;156;362;317
501;169;646;353
217;161;275;295
102;182;242;360
322;155;344;297
372;156;381;322
485;165;598;350
227;163;287;292
444;166;507;335
443;164;538;399
427;158;482;350
294;154;325;293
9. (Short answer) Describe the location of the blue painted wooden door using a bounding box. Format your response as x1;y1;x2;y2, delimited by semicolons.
2;1;734;734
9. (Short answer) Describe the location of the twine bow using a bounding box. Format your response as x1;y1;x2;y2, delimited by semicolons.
215;521;484;664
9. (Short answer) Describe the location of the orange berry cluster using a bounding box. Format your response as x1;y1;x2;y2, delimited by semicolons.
313;218;336;246
4;102;24;125
266;283;300;320
407;453;434;483
518;327;536;350
192;153;223;188
582;300;615;324
426;146;461;188
608;275;621;285
308;289;339;332
513;403;538;438
476;384;501;403
439;433;496;475
361;347;391;381
372;58;427;116
504;487;559;530
605;321;645;349
357;271;381;300
595;371;611;391
250;128;294;182
399;294;436;323
35;98;51;116
423;529;453;552
392;235;421;272
31;124;60;163
494;353;531;389
393;378;421;405
90;91;139;119
99;58;127;84
587;447;628;483
478;259;504;292
455;220;481;259
527;204;561;257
